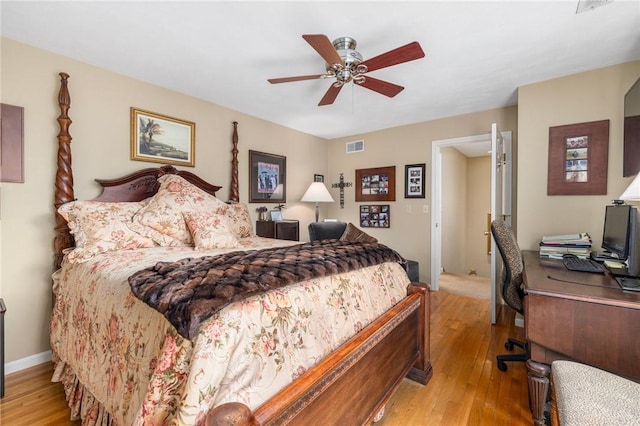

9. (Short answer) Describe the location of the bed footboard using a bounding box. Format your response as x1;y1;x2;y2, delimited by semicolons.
206;283;432;425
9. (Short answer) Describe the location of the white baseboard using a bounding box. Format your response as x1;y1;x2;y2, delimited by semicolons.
514;313;524;328
5;350;52;375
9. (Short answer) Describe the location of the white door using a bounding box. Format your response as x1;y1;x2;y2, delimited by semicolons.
490;123;505;324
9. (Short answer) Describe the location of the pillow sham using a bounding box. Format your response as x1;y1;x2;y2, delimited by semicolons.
57;201;156;262
183;211;239;250
130;174;228;246
226;203;254;238
339;222;378;244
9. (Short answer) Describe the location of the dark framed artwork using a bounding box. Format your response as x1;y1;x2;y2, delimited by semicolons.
404;163;426;198
547;120;609;195
355;166;396;202
249;150;286;203
314;174;324;183
130;108;195;167
360;204;390;228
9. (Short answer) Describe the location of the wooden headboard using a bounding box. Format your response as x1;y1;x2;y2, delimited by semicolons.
53;72;240;269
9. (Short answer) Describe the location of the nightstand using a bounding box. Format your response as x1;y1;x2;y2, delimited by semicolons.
256;220;299;241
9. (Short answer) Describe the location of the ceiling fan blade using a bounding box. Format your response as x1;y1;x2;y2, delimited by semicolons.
360;41;425;73
318;84;343;106
303;34;345;67
268;74;325;84
357;76;404;98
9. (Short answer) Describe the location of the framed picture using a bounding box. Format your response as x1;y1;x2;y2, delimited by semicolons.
249;150;286;203
355;166;396;202
547;120;609;195
314;174;324;183
130;108;195;167
404;163;426;198
360;204;390;228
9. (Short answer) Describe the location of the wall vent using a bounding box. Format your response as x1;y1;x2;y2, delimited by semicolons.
346;140;364;154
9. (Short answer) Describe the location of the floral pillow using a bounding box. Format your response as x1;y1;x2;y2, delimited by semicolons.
226;203;254;238
130;174;229;246
57;201;156;262
183;211;239;250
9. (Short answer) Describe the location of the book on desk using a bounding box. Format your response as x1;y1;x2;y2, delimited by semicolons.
539;232;592;259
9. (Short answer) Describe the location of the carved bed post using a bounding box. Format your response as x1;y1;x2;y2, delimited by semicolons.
53;72;75;270
229;121;239;203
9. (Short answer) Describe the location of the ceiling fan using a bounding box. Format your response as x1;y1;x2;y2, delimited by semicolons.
267;34;426;106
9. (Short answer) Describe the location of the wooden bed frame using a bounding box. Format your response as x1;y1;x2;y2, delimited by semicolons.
52;72;432;425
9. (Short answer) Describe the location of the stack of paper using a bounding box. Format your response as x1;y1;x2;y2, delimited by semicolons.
539;233;592;259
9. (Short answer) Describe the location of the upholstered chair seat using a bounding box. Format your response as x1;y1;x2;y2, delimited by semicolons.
551;360;640;425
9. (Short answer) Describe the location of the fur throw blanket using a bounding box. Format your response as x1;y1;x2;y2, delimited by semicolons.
128;240;406;339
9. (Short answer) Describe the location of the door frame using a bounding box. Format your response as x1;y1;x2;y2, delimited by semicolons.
430;131;512;320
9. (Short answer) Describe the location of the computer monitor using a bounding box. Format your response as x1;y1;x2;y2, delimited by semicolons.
601;204;632;259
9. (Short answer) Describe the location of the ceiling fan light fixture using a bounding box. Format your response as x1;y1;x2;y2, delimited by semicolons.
354;75;366;84
268;34;425;106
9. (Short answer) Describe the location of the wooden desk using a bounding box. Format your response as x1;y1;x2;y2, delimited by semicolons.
522;250;640;424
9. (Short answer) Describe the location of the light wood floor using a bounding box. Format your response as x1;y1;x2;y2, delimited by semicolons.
0;291;531;425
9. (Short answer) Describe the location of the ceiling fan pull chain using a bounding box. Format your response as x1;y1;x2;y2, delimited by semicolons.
351;81;355;114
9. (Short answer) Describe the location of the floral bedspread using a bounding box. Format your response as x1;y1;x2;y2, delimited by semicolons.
50;237;410;425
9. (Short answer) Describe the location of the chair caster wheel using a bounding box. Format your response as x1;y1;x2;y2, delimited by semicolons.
505;341;515;351
498;360;508;372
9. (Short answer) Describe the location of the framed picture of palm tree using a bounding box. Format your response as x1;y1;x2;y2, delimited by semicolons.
130;108;195;167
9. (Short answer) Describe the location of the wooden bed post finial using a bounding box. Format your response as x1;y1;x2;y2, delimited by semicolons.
54;72;75;270
229;121;239;203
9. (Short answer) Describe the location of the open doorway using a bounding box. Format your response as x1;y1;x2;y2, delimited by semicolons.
431;129;513;321
438;145;492;300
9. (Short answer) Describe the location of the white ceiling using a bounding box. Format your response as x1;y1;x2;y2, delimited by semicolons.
2;1;639;141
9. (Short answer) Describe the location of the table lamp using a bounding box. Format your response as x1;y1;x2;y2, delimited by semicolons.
301;182;334;222
620;173;640;201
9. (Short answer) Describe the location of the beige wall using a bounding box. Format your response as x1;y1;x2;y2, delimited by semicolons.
441;147;467;275
467;156;491;277
0;38;328;364
518;61;640;251
327;107;518;282
440;152;491;278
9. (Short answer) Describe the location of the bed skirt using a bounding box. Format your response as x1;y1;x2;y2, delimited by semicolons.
52;352;116;426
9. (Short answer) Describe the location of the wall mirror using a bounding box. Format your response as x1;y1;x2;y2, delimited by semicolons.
623;76;640;177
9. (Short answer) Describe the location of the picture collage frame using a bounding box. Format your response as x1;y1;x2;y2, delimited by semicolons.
360;204;390;228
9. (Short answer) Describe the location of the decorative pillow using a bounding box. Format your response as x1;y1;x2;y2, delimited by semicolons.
183;211;239;250
130;174;228;246
57;201;156;262
225;203;254;238
340;222;378;244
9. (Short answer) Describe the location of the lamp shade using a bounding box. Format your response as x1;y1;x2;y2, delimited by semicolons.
301;182;334;203
301;182;334;222
620;173;640;201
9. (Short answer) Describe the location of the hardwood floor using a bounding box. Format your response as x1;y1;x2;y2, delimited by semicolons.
0;291;531;425
378;291;531;425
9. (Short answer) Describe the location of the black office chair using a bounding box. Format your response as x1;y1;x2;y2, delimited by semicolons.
308;221;347;242
491;219;529;371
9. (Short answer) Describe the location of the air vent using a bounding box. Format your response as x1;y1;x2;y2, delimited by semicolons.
346;140;364;154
